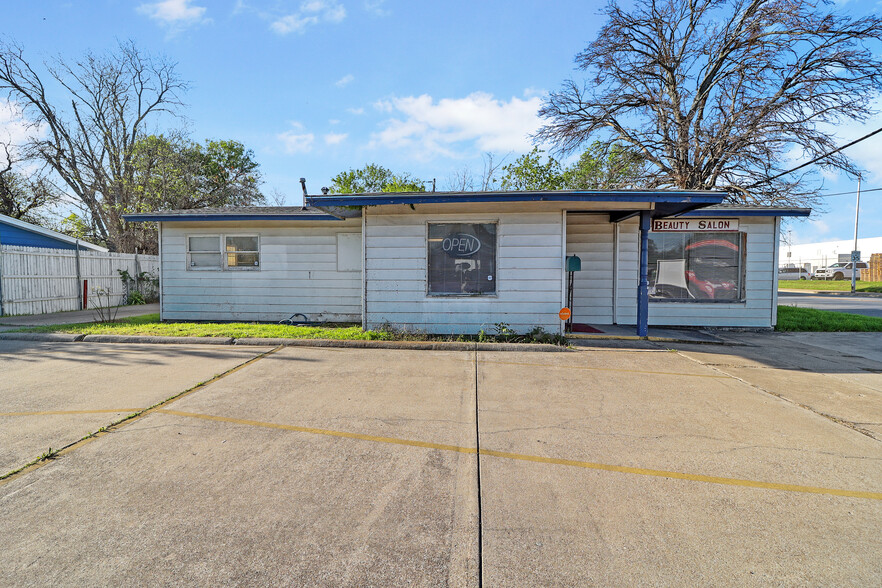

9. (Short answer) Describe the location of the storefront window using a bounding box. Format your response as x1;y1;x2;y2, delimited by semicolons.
427;223;497;295
648;232;745;301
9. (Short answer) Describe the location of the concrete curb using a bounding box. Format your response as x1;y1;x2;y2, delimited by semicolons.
0;332;85;342
82;335;235;345
236;338;569;352
779;289;882;298
0;331;569;351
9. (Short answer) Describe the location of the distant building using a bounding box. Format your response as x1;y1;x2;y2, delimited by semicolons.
0;214;106;251
781;236;882;270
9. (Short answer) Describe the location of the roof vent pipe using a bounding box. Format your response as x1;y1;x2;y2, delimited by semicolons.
321;187;329;195
299;178;308;198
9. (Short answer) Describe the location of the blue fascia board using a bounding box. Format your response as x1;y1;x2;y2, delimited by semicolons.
123;213;345;222
679;209;811;217
306;191;727;207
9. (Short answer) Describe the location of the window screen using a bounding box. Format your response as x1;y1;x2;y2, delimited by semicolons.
187;236;221;268
648;232;745;301
226;236;259;268
427;223;496;295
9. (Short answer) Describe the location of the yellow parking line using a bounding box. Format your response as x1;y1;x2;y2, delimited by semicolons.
0;409;144;417
480;359;731;379
157;409;882;501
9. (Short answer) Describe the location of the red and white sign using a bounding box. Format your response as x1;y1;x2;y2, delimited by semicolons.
651;218;739;232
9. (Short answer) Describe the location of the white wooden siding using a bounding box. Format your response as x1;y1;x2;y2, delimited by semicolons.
364;211;564;335
566;214;615;324
0;246;158;316
160;222;362;322
613;216;778;328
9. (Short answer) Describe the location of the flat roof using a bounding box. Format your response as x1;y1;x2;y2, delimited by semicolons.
123;206;344;223
306;189;728;208
678;204;811;217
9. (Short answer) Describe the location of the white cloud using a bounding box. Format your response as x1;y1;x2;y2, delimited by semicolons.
0;99;46;165
324;132;348;145
277;123;315;153
346;107;365;115
137;0;208;27
271;0;346;34
369;92;544;158
335;74;354;88
364;0;389;16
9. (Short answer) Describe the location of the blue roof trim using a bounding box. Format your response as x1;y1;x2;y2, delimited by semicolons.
306;191;727;207
679;209;811;217
123;213;344;222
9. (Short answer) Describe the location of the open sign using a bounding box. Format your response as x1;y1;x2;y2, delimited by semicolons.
442;233;482;257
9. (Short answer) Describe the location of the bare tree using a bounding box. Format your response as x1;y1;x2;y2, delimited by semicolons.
0;40;187;250
536;0;882;206
0;142;61;223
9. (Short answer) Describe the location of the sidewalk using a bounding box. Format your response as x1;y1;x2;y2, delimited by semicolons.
568;324;725;344
0;303;159;328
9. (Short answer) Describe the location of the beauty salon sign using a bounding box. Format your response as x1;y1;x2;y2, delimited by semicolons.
651;218;739;232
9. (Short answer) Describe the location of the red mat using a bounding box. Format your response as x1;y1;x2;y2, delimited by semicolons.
569;323;604;333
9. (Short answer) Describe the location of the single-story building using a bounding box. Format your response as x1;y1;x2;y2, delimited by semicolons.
0;214;107;251
124;190;810;335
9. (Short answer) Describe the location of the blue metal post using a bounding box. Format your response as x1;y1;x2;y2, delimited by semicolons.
637;211;650;337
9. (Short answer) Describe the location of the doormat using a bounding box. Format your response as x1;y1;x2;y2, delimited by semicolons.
570;323;603;334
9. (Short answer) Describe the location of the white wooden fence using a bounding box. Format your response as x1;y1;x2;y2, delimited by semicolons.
0;245;159;316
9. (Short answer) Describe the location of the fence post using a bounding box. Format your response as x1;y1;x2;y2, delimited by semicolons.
75;240;83;310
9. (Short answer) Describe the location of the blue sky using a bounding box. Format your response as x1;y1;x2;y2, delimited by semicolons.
2;0;881;245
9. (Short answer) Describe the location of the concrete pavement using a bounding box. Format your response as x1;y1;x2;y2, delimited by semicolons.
0;340;272;474
1;339;880;585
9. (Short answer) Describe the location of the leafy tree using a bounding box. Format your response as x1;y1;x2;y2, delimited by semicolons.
330;163;425;194
500;148;564;191
499;144;645;190
0;40;187;251
536;0;882;205
561;142;646;189
131;135;263;211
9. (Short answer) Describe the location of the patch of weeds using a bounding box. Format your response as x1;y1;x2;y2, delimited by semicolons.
38;447;59;461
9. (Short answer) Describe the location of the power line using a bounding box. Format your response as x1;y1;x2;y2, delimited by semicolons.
747;126;882;188
816;186;882;198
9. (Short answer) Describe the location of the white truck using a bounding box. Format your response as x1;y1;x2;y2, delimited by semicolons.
813;261;868;280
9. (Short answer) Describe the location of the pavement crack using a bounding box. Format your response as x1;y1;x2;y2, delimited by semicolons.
675;351;881;443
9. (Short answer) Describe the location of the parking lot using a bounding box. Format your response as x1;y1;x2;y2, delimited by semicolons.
1;335;880;586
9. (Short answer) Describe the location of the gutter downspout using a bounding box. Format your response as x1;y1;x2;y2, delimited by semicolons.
361;211;367;330
0;229;4;317
636;211;651;337
158;222;164;321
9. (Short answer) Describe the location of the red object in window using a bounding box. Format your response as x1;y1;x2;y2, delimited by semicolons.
685;270;735;299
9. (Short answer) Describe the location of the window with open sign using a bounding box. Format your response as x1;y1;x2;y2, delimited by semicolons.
427;223;497;295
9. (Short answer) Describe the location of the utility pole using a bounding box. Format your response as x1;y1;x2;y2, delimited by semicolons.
851;175;862;295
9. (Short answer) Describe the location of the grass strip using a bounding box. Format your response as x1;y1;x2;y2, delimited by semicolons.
776;305;882;332
779;280;882;292
16;313;392;340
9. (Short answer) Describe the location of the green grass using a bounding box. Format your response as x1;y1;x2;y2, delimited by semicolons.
15;313;567;345
19;314;393;340
776;305;882;332
779;279;882;292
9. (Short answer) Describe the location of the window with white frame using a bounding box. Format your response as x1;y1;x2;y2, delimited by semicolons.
427;223;497;295
187;235;260;270
648;232;745;301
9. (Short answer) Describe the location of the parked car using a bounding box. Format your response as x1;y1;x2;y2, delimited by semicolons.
778;267;813;280
813;261;868;280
